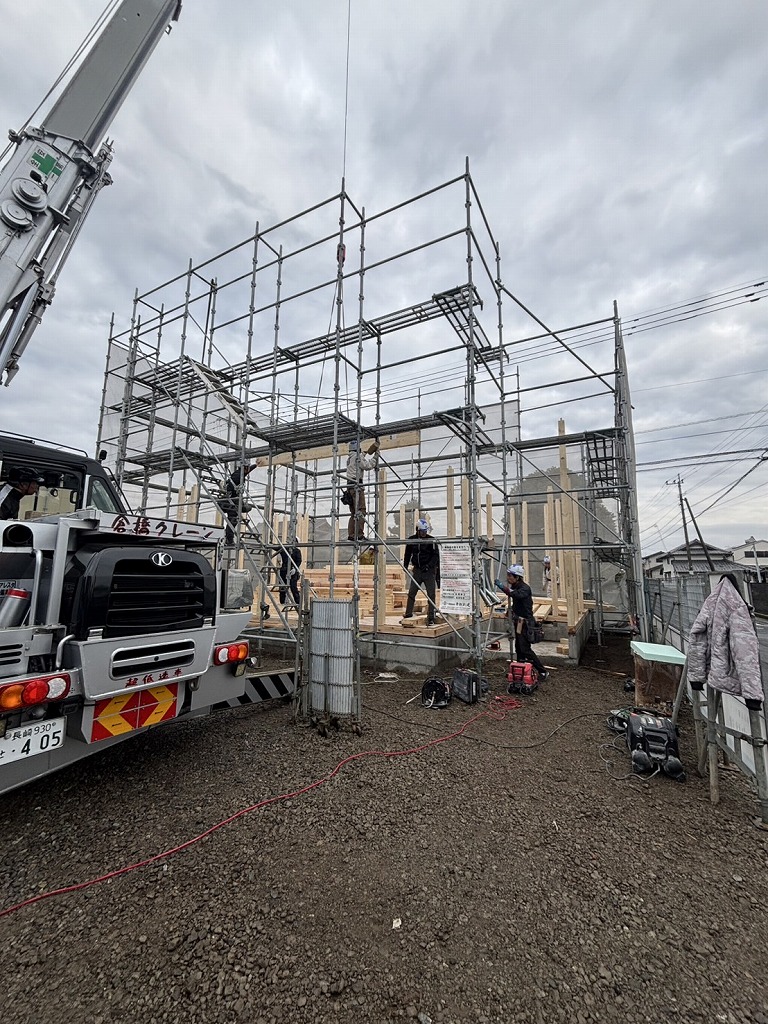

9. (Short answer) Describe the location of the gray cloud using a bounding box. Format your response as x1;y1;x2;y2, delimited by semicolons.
0;0;765;550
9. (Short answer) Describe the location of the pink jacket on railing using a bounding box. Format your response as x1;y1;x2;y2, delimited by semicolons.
687;578;763;702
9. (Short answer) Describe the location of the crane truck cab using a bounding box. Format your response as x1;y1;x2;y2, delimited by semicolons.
0;434;255;796
0;433;126;522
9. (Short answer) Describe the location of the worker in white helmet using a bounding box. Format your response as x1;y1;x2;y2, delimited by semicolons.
498;564;548;679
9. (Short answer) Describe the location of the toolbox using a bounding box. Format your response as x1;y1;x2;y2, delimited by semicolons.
507;661;539;695
451;668;488;705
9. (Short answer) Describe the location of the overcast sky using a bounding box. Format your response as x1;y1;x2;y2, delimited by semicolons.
0;0;766;553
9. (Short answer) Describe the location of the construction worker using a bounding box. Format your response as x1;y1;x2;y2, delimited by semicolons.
497;564;548;679
0;467;45;520
402;518;440;626
220;460;265;544
542;556;552;597
278;541;302;606
344;437;379;541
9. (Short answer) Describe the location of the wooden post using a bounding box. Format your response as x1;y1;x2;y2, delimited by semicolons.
446;466;456;537
509;506;517;565
177;485;187;522
558;420;578;628
460;475;469;537
298;513;309;546
563;500;578;630
375;468;387;624
188;484;200;523
544;487;558;605
572;494;585;613
485;492;493;543
555;499;565;620
521;500;530;582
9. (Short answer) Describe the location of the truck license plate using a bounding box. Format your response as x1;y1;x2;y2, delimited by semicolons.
0;717;65;766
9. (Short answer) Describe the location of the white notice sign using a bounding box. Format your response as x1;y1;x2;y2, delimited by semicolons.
439;542;473;615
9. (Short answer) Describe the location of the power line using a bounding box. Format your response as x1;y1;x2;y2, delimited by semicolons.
696;455;768;516
636;410;766;435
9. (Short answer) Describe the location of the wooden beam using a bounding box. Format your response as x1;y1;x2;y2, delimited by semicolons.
270;429;421;467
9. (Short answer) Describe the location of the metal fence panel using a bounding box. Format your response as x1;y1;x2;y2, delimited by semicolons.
645;574;768;804
308;598;356;717
646;577;709;650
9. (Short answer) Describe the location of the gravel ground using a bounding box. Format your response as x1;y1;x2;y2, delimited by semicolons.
2;638;768;1024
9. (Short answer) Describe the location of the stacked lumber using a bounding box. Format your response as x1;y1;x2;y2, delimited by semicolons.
303;566;405;617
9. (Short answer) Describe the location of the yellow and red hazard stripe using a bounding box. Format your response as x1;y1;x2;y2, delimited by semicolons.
90;683;179;742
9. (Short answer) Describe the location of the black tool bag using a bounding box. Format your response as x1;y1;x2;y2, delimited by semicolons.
626;710;686;781
527;620;544;644
340;488;353;507
451;668;489;705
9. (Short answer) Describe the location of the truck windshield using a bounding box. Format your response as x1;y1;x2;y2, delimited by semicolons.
87;476;123;514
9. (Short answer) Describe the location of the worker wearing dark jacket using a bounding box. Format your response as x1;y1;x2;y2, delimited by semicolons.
0;467;45;521
402;518;440;626
278;543;302;606
497;564;548;679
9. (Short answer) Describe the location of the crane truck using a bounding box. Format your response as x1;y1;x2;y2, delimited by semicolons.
0;2;288;796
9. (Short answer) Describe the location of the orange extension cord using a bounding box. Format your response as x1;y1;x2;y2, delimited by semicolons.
0;694;522;920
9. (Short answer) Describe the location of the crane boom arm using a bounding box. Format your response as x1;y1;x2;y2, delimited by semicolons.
0;0;182;385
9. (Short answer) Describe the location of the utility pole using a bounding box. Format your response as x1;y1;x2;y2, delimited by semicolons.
685;497;715;571
667;475;693;571
746;535;759;581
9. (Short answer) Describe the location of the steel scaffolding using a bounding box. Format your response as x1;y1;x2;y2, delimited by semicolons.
97;161;645;674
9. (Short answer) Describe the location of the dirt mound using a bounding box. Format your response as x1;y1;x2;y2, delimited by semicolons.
2;645;767;1023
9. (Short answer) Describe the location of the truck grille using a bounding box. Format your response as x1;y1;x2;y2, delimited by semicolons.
0;642;24;669
64;545;217;641
107;559;207;635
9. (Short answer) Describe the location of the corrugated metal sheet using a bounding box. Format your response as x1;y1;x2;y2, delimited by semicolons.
309;598;355;716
